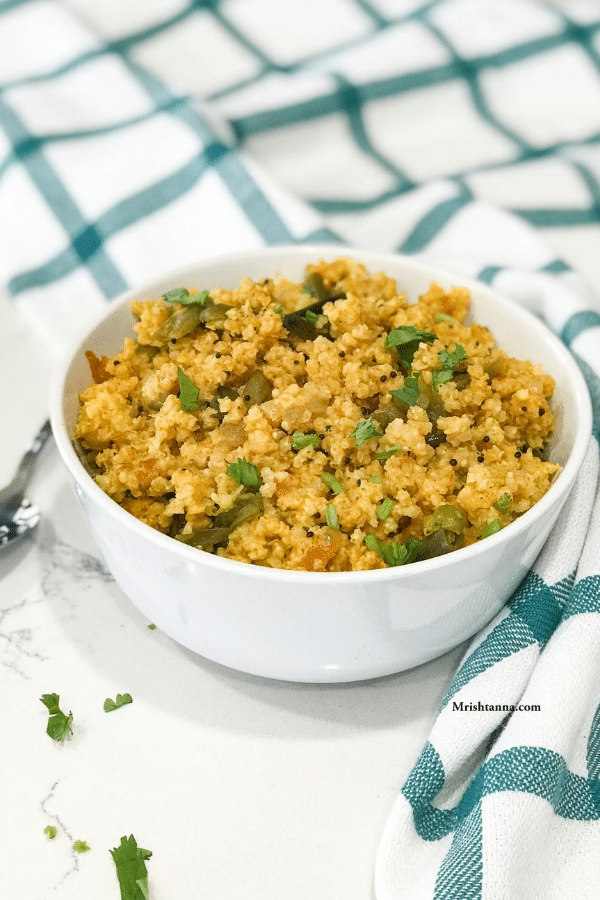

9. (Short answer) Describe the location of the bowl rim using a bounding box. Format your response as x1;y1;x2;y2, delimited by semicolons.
50;244;593;584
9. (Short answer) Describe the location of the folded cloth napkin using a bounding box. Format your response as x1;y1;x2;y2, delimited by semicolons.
2;0;600;897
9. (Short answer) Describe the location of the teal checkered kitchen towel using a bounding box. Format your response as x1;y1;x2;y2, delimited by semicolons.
2;1;600;897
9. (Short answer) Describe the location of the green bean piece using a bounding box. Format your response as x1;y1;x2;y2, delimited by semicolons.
452;372;471;391
72;439;101;477
241;370;273;407
198;302;232;324
303;272;330;302
282;274;345;340
282;311;317;340
414;528;463;561
176;526;231;552
214;493;263;530
423;505;467;536
372;399;406;430
154;305;202;342
483;357;505;378
134;344;159;360
175;493;263;553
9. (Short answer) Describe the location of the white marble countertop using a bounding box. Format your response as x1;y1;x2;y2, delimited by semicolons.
0;284;467;898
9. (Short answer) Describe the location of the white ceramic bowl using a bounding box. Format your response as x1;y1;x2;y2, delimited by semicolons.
50;246;592;682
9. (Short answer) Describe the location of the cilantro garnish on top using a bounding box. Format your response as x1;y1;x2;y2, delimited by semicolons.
432;345;467;390
163;288;210;307
226;458;261;488
177;367;201;412
385;326;436;368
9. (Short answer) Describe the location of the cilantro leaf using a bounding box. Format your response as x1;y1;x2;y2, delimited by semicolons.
110;835;152;900
493;492;512;513
385;326;436;368
163;288;210;307
73;840;90;853
104;693;133;713
40;694;73;742
321;473;344;494
292;431;320;450
385;326;436;349
226;458;261;488
432;345;468;391
391;373;420;407
177;367;200;412
349;416;383;448
364;535;421;567
481;519;502;538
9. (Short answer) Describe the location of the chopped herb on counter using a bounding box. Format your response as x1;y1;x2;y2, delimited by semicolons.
40;694;73;742
110;835;152;900
177;367;200;412
73;840;90;854
104;693;133;713
44;826;57;839
226;458;261;488
349;416;383;448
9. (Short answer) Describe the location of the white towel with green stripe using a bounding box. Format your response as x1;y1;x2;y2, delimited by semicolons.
2;1;600;898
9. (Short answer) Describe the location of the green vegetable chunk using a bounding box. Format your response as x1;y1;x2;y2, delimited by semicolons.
349;416;383;448
110;835;152;900
177;367;200;411
374;446;399;460
423;505;467;536
377;498;394;521
44;826;57;839
154;305;202;341
104;693;133;713
226;458;261;488
292;431;320;450
241;370;272;407
325;504;339;529
40;693;73;742
321;473;344;494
